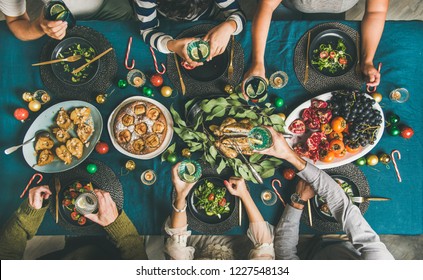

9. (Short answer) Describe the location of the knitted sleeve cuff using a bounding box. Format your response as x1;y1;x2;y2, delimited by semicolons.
104;211;140;241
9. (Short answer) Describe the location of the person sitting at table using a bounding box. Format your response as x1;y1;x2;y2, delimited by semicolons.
256;127;394;260
244;0;389;87
0;0;134;41
134;0;246;66
0;185;147;260
164;164;274;260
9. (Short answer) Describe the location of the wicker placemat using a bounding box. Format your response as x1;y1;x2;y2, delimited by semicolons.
166;24;244;98
301;163;370;232
40;26;117;102
49;159;123;235
294;22;363;94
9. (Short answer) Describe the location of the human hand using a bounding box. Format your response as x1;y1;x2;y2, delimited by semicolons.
203;21;235;61
171;163;195;200
241;62;266;100
167;37;203;68
224;177;249;200
362;62;381;87
295;179;315;201
38;11;67;40
256;126;294;160
28;185;52;210
85;189;118;227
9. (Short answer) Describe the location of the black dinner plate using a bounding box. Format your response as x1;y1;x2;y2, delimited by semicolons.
50;37;99;86
312;174;359;223
188;177;235;224
59;179;96;227
309;29;357;77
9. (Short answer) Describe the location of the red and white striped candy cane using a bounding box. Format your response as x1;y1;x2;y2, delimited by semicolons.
390;150;402;183
20;173;43;198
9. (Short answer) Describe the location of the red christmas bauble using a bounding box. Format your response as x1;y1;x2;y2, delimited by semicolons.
95;142;109;154
400;126;414;139
150;74;164;87
283;168;296;180
14;108;29;121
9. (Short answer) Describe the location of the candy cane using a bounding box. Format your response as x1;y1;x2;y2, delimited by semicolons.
125;37;135;70
390;150;402;183
149;47;166;74
20;173;43;198
271;179;286;207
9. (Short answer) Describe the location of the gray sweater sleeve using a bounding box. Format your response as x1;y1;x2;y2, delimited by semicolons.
274;204;302;260
296;163;394;260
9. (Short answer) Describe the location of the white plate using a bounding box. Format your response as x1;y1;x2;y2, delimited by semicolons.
107;96;174;159
285;92;384;169
22;101;103;173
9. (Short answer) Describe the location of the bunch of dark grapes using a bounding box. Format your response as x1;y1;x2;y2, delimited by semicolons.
328;90;382;149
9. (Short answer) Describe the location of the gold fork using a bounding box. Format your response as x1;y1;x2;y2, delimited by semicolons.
355;35;361;76
228;35;235;79
32;55;82;66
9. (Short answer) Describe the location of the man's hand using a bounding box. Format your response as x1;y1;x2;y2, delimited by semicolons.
296;180;315;201
38;10;67;40
167;37;203;68
171;163;195;200
28;185;52;210
203;21;236;61
85;189;118;227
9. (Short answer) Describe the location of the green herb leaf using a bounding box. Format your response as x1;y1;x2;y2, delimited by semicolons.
216;159;226;174
249;153;264;163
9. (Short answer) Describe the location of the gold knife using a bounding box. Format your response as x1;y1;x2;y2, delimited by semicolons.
72;47;113;75
173;53;186;95
307;200;313;227
54;175;61;224
228;35;235;79
304;31;311;84
239;199;242;226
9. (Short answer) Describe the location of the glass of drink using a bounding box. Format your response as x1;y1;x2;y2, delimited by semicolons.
187;39;210;62
269;71;288;89
261;190;277;206
127;69;146;88
177;160;202;183
243;76;268;103
75;192;98;215
248;126;273;151
44;1;75;29
141;169;157;186
389;88;409;103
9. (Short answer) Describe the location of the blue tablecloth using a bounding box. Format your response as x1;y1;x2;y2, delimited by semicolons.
0;20;422;235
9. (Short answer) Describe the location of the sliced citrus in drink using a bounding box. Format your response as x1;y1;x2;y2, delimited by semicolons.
246;84;257;98
50;3;65;16
185;162;196;175
182;173;196;182
256;80;266;95
198;43;209;59
190;48;200;60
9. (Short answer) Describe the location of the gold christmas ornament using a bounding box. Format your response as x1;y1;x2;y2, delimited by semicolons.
96;94;106;104
28;100;41;112
22;92;33;102
182;148;191;158
224;84;234;94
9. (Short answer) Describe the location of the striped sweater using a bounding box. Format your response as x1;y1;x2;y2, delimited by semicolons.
134;0;246;53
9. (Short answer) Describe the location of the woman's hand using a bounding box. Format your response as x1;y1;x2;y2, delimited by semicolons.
224;177;249;200
28;185;52;210
203;21;236;61
362;62;381;87
256;127;293;160
167;37;203;68
85;189;118;227
171;163;195;200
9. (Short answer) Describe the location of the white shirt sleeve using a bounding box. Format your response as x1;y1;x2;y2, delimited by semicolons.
0;0;26;17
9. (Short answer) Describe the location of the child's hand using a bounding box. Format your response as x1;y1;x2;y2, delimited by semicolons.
167;37;203;67
203;21;236;61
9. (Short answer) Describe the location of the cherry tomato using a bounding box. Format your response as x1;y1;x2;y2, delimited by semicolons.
334;149;347;158
321;123;333;134
62;199;72;206
75;182;82;189
400;126;414;139
329;51;336;58
319;150;335;163
150;74;164;87
218;198;227;207
345;143;361;154
328;131;343;140
71;211;80;221
78;216;87;226
338;57;347;65
69;191;78;198
320;51;328;59
95;142;109;154
329;139;345;155
331;116;347;133
208;193;215;201
283;168;296;180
